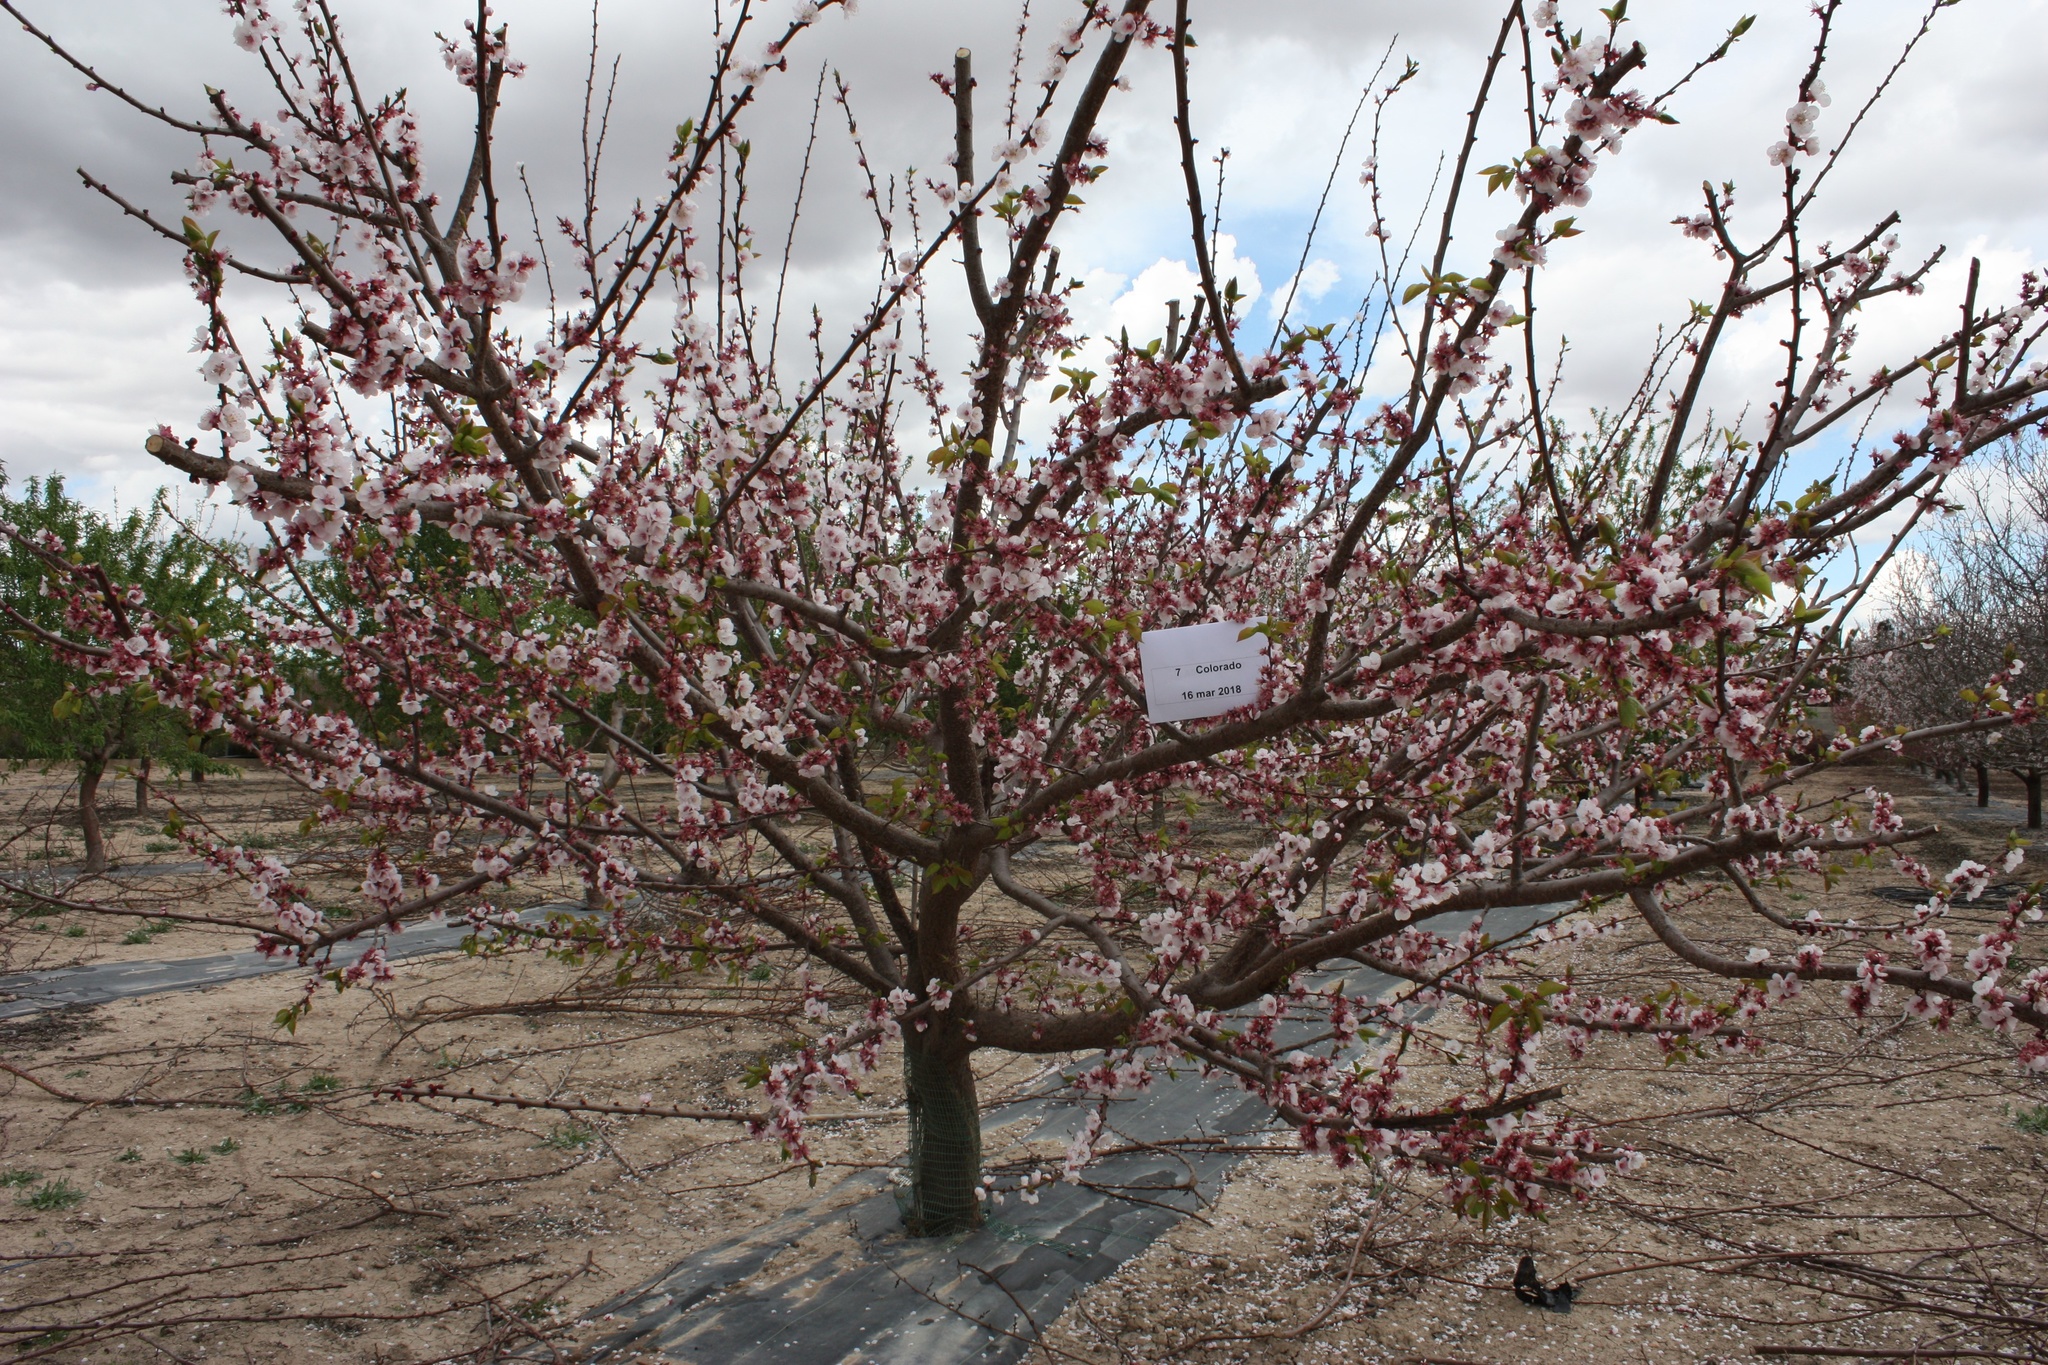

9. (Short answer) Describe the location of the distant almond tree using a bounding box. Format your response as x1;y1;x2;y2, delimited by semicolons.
6;0;2048;1240
0;477;236;871
1856;438;2048;826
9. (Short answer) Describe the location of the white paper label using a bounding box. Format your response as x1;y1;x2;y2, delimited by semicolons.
1138;621;1269;724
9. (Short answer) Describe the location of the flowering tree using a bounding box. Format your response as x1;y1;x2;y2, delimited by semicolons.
1853;597;2008;807
7;0;2048;1237
1854;437;2048;825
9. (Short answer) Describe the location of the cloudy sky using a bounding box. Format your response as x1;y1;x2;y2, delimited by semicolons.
0;0;2042;524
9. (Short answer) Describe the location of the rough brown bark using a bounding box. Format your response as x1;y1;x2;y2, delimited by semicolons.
78;760;107;874
135;755;152;815
1977;761;1990;807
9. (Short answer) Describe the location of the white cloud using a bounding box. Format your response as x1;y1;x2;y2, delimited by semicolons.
0;267;198;507
1083;234;1264;354
0;0;2041;515
1269;258;1340;324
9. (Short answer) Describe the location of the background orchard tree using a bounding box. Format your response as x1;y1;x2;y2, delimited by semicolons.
1854;437;2048;826
6;0;2048;1237
0;475;237;872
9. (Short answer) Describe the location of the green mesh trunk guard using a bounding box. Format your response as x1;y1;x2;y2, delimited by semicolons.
900;1045;983;1236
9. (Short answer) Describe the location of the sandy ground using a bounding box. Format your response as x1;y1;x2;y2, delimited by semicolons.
1;759;390;974
0;765;1070;1362
1039;765;2048;1364
1;763;2044;1363
0;951;942;1364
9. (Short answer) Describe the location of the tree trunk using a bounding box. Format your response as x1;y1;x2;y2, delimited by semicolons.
901;1036;982;1236
1977;762;1990;808
78;761;107;874
2027;771;2043;831
135;756;152;815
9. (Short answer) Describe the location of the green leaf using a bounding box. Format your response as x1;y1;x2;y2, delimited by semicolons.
1725;555;1776;599
1402;281;1429;305
449;421;490;457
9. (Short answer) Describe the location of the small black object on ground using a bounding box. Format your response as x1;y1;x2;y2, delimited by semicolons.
1512;1254;1577;1313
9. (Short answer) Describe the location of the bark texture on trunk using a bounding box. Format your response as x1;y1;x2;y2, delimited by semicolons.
900;1038;982;1236
135;756;152;815
2025;770;2043;830
1977;762;1990;808
78;761;107;874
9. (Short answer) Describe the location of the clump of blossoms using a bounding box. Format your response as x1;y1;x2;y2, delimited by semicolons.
8;0;2048;1236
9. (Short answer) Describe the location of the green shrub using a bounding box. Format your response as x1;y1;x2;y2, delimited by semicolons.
2016;1104;2048;1136
63;925;86;938
120;928;153;945
301;1074;341;1094
0;1169;40;1188
17;1179;85;1212
541;1123;596;1151
239;1087;307;1116
172;1148;208;1166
